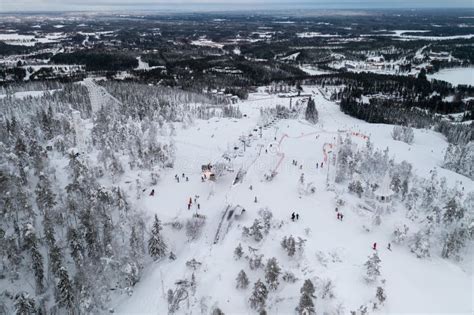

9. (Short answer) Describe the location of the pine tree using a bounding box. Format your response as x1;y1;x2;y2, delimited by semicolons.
297;279;316;314
264;257;281;290
148;214;167;260
57;267;75;311
236;270;249;289
14;292;36;315
364;252;381;283
249;279;268;311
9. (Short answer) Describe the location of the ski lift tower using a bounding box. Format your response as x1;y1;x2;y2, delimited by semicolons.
326;149;336;191
374;172;394;203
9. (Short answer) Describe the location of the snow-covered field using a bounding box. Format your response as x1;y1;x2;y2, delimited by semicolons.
112;87;473;314
0;32;66;46
428;67;474;86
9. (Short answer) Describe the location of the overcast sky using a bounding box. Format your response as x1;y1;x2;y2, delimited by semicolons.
1;0;473;12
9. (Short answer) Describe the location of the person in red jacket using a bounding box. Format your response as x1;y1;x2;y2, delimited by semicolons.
372;242;377;250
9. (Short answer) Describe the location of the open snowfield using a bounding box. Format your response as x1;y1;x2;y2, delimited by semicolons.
112;87;473;314
428;67;474;86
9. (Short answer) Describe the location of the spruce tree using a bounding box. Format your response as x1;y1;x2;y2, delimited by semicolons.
364;252;381;283
48;243;62;278
305;97;318;124
57;267;75;311
236;270;249;289
148;214;167;260
14;292;36;315
264;257;281;290
249;279;268;311
297;279;316;315
234;243;244;260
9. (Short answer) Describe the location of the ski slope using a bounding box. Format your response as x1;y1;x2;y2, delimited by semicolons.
112;87;473;314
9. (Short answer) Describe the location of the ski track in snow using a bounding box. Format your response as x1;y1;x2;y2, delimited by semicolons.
112;86;473;314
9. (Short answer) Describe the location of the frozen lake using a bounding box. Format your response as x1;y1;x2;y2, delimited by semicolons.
428;67;474;86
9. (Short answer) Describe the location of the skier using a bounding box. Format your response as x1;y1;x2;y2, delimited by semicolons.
335;207;338;212
150;189;155;196
182;173;185;178
320;162;323;168
340;213;344;221
316;163;319;169
198;204;201;210
186;177;189;182
291;212;295;221
299;165;303;170
337;213;340;220
254;196;258;203
189;197;192;205
387;243;391;251
188;203;191;210
249;185;253;190
372;242;377;250
296;213;299;220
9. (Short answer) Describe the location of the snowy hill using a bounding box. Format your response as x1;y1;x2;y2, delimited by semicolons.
111;87;473;314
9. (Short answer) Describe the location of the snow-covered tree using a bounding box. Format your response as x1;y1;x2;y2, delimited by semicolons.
281;235;305;257
392;224;409;244
281;235;296;257
364;252;381;283
249;279;268;311
320;279;335;299
375;286;386;304
443;198;465;224
243;219;264;242
234;243;244;260
236;270;249;289
48;243;63;279
409;230;431;258
391;125;414;144
148;214;167;260
305;97;318;124
14;292;36;315
441;227;468;259
296;279;316;315
56;267;75;311
249;254;264;270
264;257;281;290
186;215;206;241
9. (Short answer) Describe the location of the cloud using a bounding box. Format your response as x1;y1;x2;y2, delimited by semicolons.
1;0;473;12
